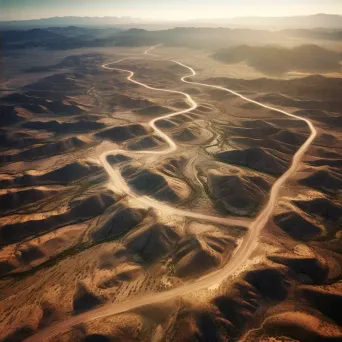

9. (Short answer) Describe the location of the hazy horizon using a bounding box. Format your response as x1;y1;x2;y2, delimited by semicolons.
1;0;342;21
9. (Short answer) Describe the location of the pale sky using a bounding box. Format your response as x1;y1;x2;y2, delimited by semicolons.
1;0;342;21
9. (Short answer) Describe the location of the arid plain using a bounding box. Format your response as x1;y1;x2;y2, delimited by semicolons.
1;36;342;342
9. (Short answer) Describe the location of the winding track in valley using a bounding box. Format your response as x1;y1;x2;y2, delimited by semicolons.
26;46;317;341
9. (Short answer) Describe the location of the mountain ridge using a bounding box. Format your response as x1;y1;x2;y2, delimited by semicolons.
2;13;342;29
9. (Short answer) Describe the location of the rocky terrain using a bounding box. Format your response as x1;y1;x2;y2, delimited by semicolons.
0;39;341;342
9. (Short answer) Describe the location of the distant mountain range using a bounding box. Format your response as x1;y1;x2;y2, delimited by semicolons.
193;14;342;29
3;25;342;53
1;14;342;30
0;16;144;29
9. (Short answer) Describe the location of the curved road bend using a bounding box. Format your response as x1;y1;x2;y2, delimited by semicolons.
26;46;317;341
100;55;251;228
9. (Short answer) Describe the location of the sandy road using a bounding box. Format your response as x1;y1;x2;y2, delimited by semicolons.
99;54;251;228
25;46;316;341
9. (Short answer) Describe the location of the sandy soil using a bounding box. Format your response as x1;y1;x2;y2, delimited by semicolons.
0;44;341;342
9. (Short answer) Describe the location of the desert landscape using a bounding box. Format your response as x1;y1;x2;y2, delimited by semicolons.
1;4;342;342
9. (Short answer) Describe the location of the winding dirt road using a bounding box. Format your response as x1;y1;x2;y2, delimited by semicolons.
25;46;317;341
99;54;251;228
